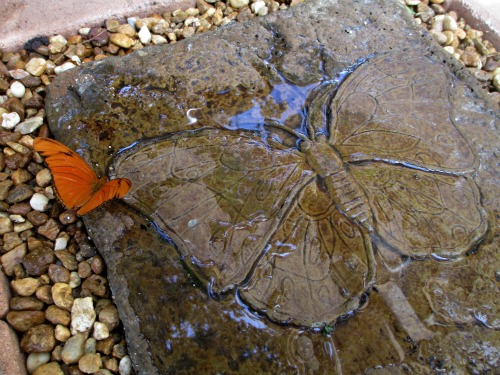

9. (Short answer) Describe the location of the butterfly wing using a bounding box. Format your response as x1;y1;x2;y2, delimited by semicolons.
111;129;315;293
77;178;132;215
350;163;487;259
240;180;375;327
33;138;131;214
34;137;100;209
328;51;478;173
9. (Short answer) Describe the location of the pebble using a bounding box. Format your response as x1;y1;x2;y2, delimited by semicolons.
30;192;50;212
98;304;120;331
61;332;86;364
493;74;500;91
10;277;40;296
69;272;82;288
15;116;44;134
54;324;71;342
20;324;55;352
9;296;44;311
22;244;55;276
10;81;26;98
27;351;51;373
0;216;13;234
79;353;102;373
6;310;46;332
9;69;29;80
54;62;76;75
45;305;71;325
38;218;60;240
32;361;64;375
52;282;74;311
71;297;96;335
93;321;110;340
109;33;135;49
54;249;77;270
48;35;68;54
138;26;152;44
118;355;132;375
48;264;71;283
35;284;53;304
25;58;48;77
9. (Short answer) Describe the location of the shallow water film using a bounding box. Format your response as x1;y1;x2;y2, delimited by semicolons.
98;52;497;373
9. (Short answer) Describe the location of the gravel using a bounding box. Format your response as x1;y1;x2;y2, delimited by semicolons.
0;0;498;374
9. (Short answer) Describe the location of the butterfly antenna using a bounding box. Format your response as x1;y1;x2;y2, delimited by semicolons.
263;119;309;142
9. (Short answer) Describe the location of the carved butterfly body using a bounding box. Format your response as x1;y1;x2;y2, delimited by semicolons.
110;51;487;327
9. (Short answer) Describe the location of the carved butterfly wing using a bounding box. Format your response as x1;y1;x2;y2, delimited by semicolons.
330;51;478;173
322;51;487;258
240;181;375;327
111;129;315;293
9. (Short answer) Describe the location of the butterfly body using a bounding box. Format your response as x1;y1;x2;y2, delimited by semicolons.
33;138;131;215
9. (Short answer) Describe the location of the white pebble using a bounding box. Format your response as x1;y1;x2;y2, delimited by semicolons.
71;297;96;335
54;236;68;250
229;0;249;8
54;324;71;342
2;112;21;129
119;355;132;375
9;214;25;223
26;352;51;373
30;193;50;211
138;26;152;44
10;81;26;98
54;62;76;75
71;55;82;66
251;1;266;14
15;116;44;134
79;27;91;36
93;322;110;340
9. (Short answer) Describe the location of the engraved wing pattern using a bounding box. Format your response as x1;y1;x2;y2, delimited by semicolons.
110;51;487;327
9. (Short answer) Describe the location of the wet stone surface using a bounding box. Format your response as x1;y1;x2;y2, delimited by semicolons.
44;0;499;374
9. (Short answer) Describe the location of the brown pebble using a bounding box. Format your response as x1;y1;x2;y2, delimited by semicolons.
27;210;49;226
20;324;56;352
11;277;40;296
45;305;71;325
1;98;24;121
48;264;71;283
67;365;85;375
6;310;46;332
0;180;13;200
6;183;33;204
20;74;42;87
59;210;78;225
33;361;64;375
99;304;119;332
55;250;78;271
22;244;55;276
8;202;32;215
38;218;60;240
96;336;114;356
91;255;105;275
11;168;33;185
25;93;44;109
35;284;54;304
77;261;92;278
9;296;44;311
3;231;23;251
82;274;108;297
112;344;126;359
88;27;109;47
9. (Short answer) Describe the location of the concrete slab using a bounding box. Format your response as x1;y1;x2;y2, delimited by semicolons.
0;0;499;52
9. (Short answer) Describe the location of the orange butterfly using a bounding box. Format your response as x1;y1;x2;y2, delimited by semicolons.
33;137;131;215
